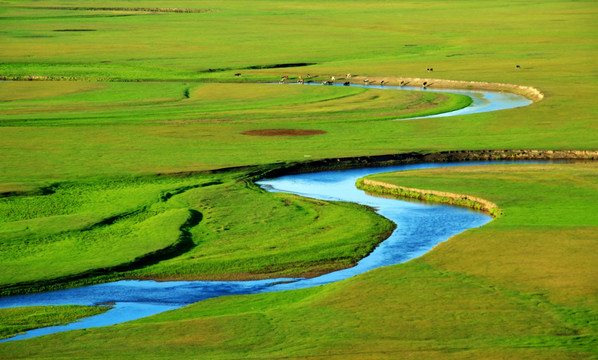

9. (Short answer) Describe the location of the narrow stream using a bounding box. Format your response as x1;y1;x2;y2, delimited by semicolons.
0;85;533;343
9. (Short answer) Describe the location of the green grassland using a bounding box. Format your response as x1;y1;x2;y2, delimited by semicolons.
0;0;597;357
363;163;598;306
0;81;471;192
0;0;597;191
1;164;596;358
0;305;111;340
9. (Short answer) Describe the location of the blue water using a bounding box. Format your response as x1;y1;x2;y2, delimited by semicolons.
0;161;500;342
0;85;533;342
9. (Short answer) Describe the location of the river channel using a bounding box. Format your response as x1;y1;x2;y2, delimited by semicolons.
0;85;532;342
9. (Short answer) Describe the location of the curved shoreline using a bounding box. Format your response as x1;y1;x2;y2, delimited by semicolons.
345;76;544;102
356;178;502;218
1;149;597;297
1;76;544;102
1;161;497;342
256;149;598;180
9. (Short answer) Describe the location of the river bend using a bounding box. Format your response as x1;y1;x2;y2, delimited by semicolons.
0;85;532;342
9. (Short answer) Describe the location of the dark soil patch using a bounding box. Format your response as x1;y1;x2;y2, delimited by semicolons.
242;129;327;137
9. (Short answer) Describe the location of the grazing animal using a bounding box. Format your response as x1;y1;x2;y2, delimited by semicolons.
234;73;241;77
346;73;352;78
426;68;434;72
364;78;369;84
343;81;350;86
380;80;385;86
323;80;334;85
516;65;520;68
423;81;428;87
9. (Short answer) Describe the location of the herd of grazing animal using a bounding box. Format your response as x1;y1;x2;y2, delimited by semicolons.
237;64;522;90
236;68;442;88
273;76;429;88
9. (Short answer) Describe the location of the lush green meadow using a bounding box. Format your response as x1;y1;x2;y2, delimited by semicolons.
0;0;597;358
0;81;472;192
364;163;598;306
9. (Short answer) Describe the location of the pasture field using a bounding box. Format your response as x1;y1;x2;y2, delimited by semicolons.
0;163;596;358
0;0;597;357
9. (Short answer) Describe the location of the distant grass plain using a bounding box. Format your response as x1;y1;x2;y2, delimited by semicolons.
0;0;597;358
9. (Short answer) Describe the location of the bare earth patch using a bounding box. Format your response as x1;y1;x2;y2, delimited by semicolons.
242;129;326;136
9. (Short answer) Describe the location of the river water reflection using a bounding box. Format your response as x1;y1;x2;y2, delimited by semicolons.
0;84;534;342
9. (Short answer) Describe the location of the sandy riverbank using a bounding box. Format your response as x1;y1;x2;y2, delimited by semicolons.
346;76;544;102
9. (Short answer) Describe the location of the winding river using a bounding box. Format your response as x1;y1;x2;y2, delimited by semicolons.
0;84;533;342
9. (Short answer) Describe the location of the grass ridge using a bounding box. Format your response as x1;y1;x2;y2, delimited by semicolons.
0;208;202;296
356;178;503;217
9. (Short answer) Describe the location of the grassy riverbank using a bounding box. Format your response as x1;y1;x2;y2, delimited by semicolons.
0;305;110;340
362;163;598;305
0;170;394;295
1;163;595;358
356;177;502;217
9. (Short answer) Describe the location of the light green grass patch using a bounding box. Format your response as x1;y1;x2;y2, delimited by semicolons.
0;305;110;340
